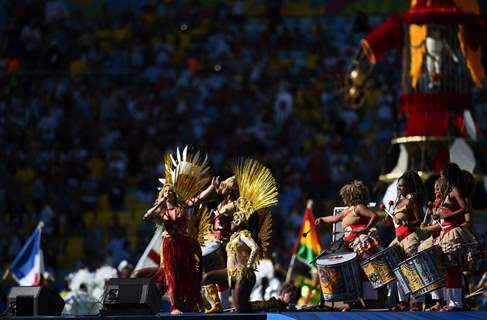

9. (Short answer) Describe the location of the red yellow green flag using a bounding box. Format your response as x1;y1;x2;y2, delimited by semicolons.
293;207;322;264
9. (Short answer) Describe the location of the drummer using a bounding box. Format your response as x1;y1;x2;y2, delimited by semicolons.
203;176;239;313
419;179;443;249
437;163;478;311
419;178;444;311
384;170;425;311
315;180;379;309
460;169;485;269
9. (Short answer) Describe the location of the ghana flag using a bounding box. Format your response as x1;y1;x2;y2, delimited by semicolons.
293;205;322;264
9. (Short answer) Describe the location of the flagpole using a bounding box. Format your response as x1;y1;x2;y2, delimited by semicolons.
285;200;313;283
37;221;44;285
2;268;10;281
135;226;163;270
285;253;296;283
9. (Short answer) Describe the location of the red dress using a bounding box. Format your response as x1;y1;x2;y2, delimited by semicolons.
161;207;202;311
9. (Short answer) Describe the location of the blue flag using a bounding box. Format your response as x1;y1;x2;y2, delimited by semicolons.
11;224;43;285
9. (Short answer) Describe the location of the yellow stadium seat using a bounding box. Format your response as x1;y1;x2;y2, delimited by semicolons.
126;176;139;187
117;211;133;226
96;210;114;228
127;234;138;247
57;254;68;267
65;236;84;263
133;201;149;216
83;211;95;228
124;195;138;210
96;194;111;211
126;225;139;237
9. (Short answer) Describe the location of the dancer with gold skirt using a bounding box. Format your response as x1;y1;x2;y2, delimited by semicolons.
202;176;239;313
202;158;278;312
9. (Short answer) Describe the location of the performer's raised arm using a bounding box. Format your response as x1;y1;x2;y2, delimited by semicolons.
353;204;377;233
185;176;220;208
315;212;345;225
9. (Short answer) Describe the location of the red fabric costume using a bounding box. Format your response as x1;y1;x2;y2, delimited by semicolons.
213;214;232;241
161;207;202;311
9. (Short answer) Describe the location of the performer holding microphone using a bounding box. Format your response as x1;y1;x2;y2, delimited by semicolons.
133;147;217;314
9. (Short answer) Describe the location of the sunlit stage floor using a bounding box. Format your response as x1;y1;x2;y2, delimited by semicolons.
11;311;487;320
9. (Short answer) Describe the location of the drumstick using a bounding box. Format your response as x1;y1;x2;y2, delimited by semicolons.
387;200;403;228
382;201;398;225
303;223;345;237
464;287;484;299
302;225;316;237
422;201;433;224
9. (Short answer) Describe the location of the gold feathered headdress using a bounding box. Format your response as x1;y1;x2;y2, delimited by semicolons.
231;158;278;223
159;146;211;202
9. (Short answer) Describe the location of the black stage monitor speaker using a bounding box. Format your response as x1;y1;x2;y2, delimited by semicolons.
8;286;65;316
101;278;160;315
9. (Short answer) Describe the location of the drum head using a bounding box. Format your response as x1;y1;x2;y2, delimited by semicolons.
316;252;357;266
202;241;221;256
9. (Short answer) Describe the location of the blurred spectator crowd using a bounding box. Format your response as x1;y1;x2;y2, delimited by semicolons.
1;0;487;305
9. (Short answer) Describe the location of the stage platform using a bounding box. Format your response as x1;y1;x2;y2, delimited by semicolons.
10;312;487;320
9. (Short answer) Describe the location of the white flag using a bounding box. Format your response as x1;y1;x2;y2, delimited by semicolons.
382;180;398;208
135;226;163;270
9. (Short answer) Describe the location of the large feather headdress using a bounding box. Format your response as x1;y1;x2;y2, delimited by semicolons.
159;146;211;202
231;158;278;265
232;158;278;223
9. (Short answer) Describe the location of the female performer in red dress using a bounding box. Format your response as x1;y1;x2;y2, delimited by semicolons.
133;147;217;314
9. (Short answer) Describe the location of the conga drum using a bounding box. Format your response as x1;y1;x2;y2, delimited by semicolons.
382;244;404;270
394;245;446;298
201;241;226;273
360;251;395;289
315;252;362;302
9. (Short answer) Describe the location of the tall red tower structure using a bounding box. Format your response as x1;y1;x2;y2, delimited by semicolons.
346;0;487;182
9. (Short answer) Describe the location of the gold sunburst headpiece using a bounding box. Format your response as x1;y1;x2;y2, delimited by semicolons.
159;146;211;202
232;158;278;223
